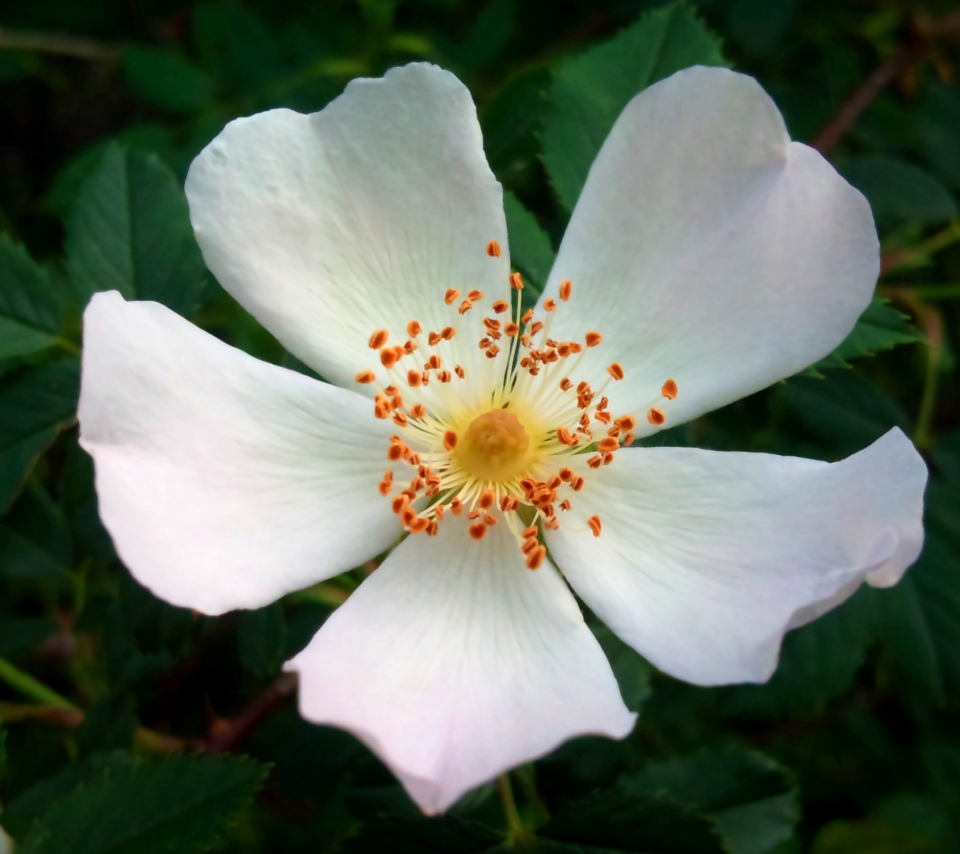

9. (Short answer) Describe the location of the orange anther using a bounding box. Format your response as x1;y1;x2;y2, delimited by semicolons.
407;369;422;387
469;523;487;540
557;343;572;357
500;496;519;511
572;476;584;491
387;445;403;461
368;329;388;349
510;272;524;290
485;346;500;359
355;370;376;384
559;499;571;511
585;332;602;348
441;326;456;340
587;455;603;469
526;545;546;570
479;489;495;510
556;427;578;447
407;320;422;337
410;404;426;418
435;504;445;521
409;517;430;534
559;378;572;392
504;322;519;337
544;517;560;530
521;309;535;324
428;331;441;346
393;411;408;427
468;289;484;302
616;415;636;431
647;408;665;426
438;370;452;382
450;497;463;516
445;288;460;305
391;495;409;515
426;520;439;537
484;513;498;526
598;437;619;453
623;432;635;445
521;538;539;555
455;365;465;378
458;300;474;315
559;468;573;482
559;280;572;301
530;322;544;335
380;347;399;369
428;355;441;369
662;378;678;400
492;300;509;314
487;240;501;257
607;363;625;381
443;430;458;451
543;298;557;312
587;515;602;537
402;506;419;526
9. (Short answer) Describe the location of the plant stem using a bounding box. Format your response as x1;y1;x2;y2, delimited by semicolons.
497;773;528;844
0;26;116;61
0;655;78;711
881;221;960;274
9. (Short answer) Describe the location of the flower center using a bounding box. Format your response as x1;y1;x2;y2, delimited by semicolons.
457;410;531;481
354;238;679;569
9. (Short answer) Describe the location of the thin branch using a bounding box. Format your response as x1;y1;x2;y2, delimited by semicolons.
812;10;960;154
204;673;298;753
0;26;117;61
0;654;78;711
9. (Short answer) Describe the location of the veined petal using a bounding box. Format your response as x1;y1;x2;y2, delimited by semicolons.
287;516;635;814
545;430;926;686
79;292;403;615
538;66;878;434
186;63;510;405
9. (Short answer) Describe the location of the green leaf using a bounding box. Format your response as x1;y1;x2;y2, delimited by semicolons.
538;787;725;853
342;815;507;853
65;145;208;316
810;297;923;375
0;723;6;773
839;155;958;227
480;68;551;178
237;603;288;677
591;623;653;712
18;753;268;854
875;528;960;702
541;2;726;211
721;587;877;717
0;480;73;581
0;358;80;513
623;748;800;854
122;47;215;114
0;234;73;361
503;192;555;299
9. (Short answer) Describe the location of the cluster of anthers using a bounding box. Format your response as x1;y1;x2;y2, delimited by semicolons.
354;240;678;569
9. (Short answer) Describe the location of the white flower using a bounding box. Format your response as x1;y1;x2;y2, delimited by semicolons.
78;63;926;814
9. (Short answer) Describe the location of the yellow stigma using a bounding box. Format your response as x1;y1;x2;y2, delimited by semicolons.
456;409;532;482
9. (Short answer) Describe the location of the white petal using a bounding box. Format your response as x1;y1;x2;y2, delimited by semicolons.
545;429;926;686
287;517;635;814
79;291;403;615
539;66;879;434
186;63;510;406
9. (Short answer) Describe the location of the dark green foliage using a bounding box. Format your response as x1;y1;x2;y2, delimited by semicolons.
540;3;727;211
0;0;955;851
6;753;268;853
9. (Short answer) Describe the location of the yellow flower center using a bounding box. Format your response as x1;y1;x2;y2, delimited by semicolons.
457;409;532;482
353;238;680;568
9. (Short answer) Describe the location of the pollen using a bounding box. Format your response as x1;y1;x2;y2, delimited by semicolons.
492;300;509;314
559;280;572;301
543;298;557;312
587;515;602;537
355;370;376;384
381;347;400;368
445;288;460;304
407;320;422;337
647;407;665;426
368;329;388;349
510;272;524;290
443;430;458;450
607;363;625;381
487;240;501;257
469;523;487;540
585;332;602;347
662;378;678;399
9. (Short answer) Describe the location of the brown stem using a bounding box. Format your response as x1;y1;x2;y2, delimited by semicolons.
204;673;298;753
811;10;960;154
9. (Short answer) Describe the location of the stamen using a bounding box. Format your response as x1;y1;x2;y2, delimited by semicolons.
543;298;557;312
470;523;487;540
355;370;376;384
445;288;460;305
585;332;602;347
510;273;524;290
647;408;665;426
381;347;400;369
559;280;572;301
468;290;484;302
407;369;422;387
368;329;388;349
444;430;458;450
458;299;473;315
607;363;625;381
492;300;509;314
525;546;546;570
662;378;678;399
487;240;501;257
407;320;422;337
587;515;602;537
